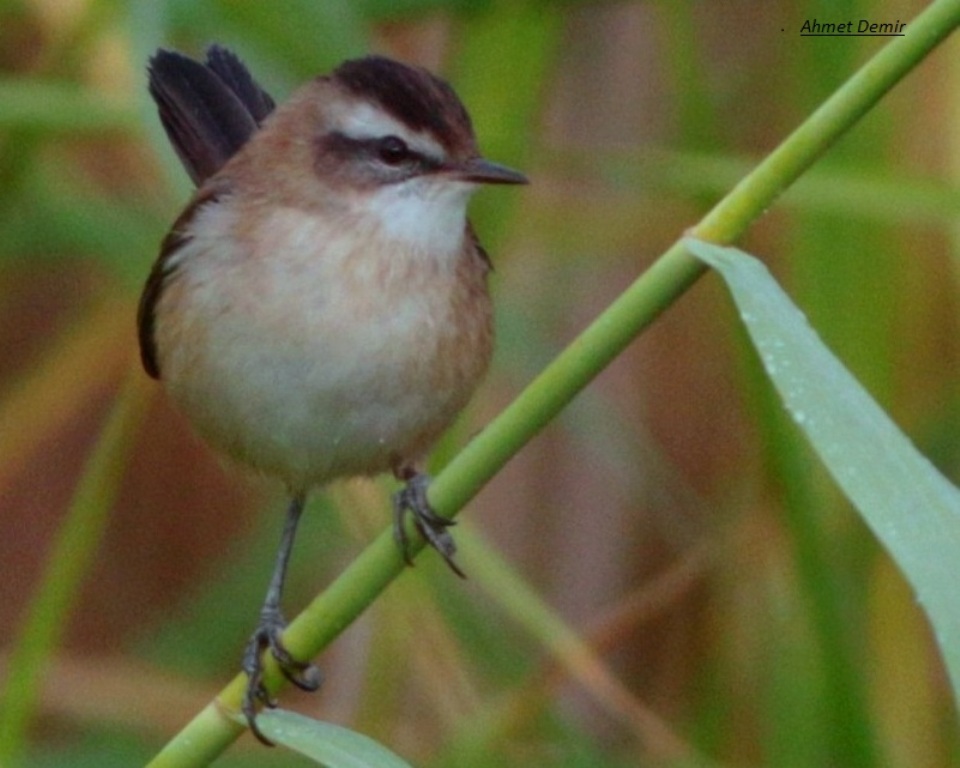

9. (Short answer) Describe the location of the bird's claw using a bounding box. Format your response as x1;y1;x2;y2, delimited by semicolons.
241;608;322;745
392;472;464;578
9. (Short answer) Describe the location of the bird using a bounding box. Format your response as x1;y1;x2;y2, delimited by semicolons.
139;45;527;743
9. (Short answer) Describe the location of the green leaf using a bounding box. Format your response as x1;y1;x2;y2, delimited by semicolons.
240;710;413;768
685;237;960;703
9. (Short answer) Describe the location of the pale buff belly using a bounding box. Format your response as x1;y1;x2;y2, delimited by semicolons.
154;213;492;491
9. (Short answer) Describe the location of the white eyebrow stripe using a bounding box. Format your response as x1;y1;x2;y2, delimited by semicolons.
334;100;446;161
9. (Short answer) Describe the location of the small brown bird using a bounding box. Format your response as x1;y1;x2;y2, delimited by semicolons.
140;46;526;742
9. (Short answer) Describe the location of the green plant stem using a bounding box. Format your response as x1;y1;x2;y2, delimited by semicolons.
0;371;152;766
147;2;960;764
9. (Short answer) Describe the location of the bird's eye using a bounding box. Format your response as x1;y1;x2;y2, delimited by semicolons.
376;135;410;166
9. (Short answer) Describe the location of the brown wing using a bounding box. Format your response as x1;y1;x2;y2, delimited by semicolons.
137;184;224;378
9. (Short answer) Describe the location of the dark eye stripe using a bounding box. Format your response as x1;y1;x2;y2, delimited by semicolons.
316;130;442;176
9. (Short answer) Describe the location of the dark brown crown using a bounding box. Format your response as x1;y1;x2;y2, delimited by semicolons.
332;56;475;153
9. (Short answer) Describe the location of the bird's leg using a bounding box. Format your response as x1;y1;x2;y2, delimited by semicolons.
241;493;322;745
392;467;464;578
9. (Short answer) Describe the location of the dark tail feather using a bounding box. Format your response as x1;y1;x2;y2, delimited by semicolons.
204;45;276;125
147;46;276;185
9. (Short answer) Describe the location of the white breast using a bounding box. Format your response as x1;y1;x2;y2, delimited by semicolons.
368;177;475;256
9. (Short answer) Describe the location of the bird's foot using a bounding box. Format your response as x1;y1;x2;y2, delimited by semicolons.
241;607;322;745
392;471;464;578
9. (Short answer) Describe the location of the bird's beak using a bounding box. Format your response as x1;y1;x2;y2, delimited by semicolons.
451;157;528;185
